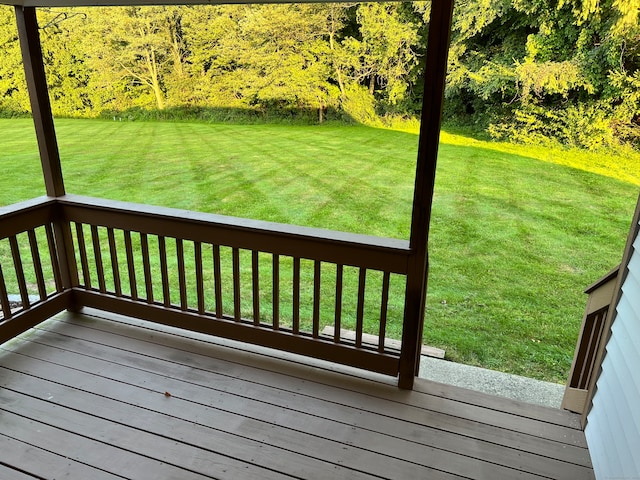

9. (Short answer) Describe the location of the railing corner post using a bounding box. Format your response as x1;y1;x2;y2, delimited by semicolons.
53;202;80;295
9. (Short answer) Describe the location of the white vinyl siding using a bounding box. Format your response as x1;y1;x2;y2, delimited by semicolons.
586;233;640;479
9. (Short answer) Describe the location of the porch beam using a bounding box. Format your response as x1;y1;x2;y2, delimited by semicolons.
398;0;455;389
15;5;65;197
15;7;79;292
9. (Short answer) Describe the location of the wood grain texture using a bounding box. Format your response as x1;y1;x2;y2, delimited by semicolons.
0;311;593;480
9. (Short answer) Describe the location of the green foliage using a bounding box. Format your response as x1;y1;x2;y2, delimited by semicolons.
340;84;381;126
39;10;94;116
0;6;29;114
97;105;346;125
515;60;593;100
1;2;639;147
346;3;419;107
447;0;640;148
489;102;616;150
609;69;640;146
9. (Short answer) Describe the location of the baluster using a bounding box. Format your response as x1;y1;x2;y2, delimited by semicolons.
140;233;153;303
9;235;31;309
28;229;47;300
123;230;137;301
292;257;300;334
252;250;260;325
230;247;240;321
75;223;91;289
194;242;205;314
213;244;222;317
107;228;121;297
334;264;343;343
158;236;170;307
176;239;187;311
272;254;279;329
355;268;366;348
312;260;321;338
45;223;62;292
0;263;11;319
581;310;608;389
90;225;106;293
379;272;390;352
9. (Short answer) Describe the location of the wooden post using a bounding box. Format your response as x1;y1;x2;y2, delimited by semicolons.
15;6;65;197
15;6;78;293
561;268;617;415
398;0;455;389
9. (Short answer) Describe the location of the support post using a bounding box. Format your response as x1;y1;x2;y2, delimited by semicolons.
15;6;78;293
398;0;455;389
15;6;65;197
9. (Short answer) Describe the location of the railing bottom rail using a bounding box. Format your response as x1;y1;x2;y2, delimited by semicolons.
75;289;400;376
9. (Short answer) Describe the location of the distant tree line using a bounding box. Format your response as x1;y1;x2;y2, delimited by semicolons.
0;1;638;149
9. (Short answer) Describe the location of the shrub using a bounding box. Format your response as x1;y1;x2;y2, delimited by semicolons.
489;102;618;150
340;85;382;127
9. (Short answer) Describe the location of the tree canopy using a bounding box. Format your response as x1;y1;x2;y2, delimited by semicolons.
0;1;638;149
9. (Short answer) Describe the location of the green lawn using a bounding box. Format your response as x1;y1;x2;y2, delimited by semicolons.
1;117;638;383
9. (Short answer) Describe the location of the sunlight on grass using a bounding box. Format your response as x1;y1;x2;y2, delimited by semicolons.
388;120;640;186
439;131;640;187
1;117;638;383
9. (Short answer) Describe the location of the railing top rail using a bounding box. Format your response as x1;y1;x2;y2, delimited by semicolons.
0;196;55;217
584;265;620;294
0;196;57;239
59;194;411;273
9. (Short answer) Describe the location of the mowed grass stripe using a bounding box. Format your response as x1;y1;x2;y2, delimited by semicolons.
1;118;637;383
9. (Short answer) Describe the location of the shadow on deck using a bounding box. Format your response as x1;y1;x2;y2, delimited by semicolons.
0;310;594;480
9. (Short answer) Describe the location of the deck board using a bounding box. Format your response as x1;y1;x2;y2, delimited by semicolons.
0;434;122;479
0;311;594;480
26;318;592;467
0;463;37;480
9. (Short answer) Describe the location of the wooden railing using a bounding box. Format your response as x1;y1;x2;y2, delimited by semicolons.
0;195;422;380
562;267;619;415
59;194;411;376
0;197;70;343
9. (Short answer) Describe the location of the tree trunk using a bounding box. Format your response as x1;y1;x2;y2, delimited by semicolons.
147;48;165;110
152;79;165;110
329;28;346;96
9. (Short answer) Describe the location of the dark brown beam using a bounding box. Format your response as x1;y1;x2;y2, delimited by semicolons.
399;0;455;389
15;6;65;197
15;7;79;291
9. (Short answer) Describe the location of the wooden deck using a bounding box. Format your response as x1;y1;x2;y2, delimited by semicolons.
0;310;593;479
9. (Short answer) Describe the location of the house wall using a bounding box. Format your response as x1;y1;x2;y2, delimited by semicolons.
585;232;640;479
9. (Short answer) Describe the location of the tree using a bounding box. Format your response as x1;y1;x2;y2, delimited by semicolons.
182;4;339;121
1;2;637;147
82;6;182;111
343;3;419;108
0;7;91;117
38;9;93;116
0;6;29;115
446;0;640;148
